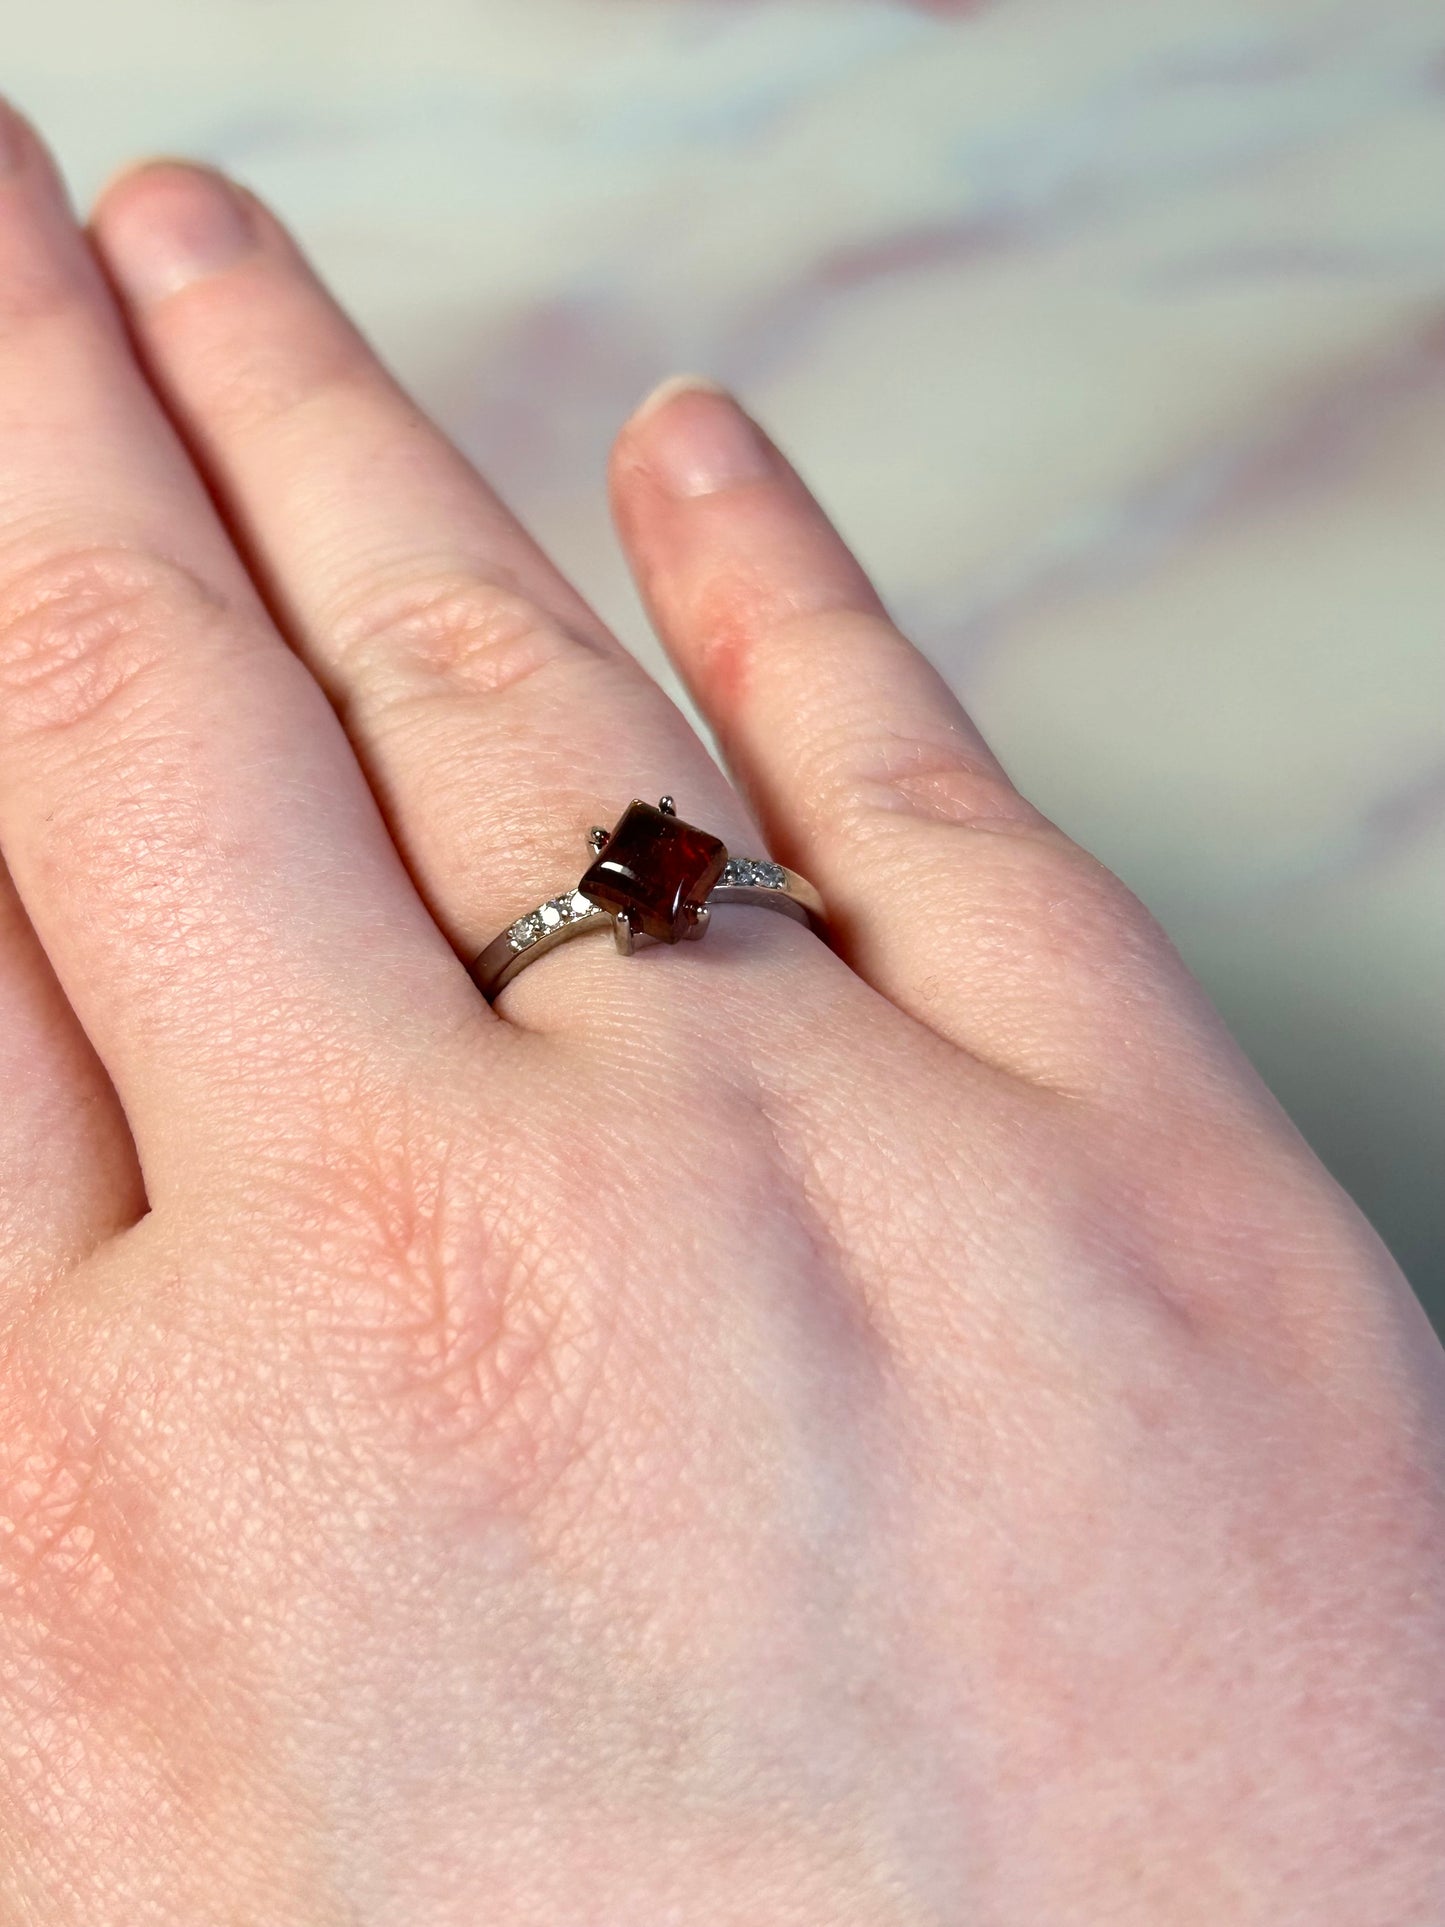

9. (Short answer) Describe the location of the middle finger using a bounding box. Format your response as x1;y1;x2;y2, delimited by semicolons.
0;112;473;1185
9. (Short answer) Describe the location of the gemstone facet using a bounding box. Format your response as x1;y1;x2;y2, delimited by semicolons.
580;800;728;945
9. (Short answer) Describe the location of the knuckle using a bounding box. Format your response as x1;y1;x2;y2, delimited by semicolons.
685;551;796;673
0;545;225;743
842;747;1039;839
763;616;1042;836
874;755;1038;831
329;571;590;706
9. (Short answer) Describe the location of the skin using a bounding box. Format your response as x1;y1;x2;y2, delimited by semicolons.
0;100;1438;1925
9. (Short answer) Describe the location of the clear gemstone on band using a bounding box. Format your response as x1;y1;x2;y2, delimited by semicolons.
510;893;598;951
721;858;787;889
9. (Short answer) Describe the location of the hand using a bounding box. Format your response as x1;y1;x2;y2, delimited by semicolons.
0;105;1440;1924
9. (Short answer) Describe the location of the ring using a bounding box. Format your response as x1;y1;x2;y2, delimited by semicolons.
468;796;827;1003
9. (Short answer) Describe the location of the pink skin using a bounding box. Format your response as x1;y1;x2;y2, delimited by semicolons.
0;102;1438;1924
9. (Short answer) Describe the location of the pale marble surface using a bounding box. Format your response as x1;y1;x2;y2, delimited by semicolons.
11;0;1444;1303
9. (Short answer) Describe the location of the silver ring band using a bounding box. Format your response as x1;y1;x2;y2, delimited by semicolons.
469;854;826;1003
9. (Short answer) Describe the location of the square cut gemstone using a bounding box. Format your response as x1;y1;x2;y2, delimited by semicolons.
581;801;727;944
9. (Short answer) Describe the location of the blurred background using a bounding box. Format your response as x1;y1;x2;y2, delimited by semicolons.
11;0;1444;1311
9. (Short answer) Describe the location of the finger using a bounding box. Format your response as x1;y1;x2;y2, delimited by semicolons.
0;860;142;1297
90;163;789;1018
0;108;471;1186
609;379;1227;1089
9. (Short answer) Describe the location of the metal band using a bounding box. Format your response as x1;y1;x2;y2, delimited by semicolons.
469;857;827;1003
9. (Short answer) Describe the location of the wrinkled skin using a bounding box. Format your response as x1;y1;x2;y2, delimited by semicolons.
0;104;1439;1925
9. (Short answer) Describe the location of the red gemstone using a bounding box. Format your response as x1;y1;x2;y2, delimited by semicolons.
581;801;728;944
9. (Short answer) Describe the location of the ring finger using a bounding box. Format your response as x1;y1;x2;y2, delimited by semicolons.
91;163;791;1022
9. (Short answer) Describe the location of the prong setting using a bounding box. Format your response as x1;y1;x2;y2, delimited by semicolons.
580;799;727;945
471;821;825;1002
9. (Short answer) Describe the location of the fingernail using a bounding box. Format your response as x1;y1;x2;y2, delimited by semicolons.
0;97;31;179
630;375;774;498
102;164;257;305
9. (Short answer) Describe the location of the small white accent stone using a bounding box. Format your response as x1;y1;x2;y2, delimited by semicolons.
571;891;594;918
540;903;562;927
723;856;786;889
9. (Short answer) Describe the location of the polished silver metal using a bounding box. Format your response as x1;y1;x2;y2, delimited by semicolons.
613;906;638;956
468;801;827;1004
